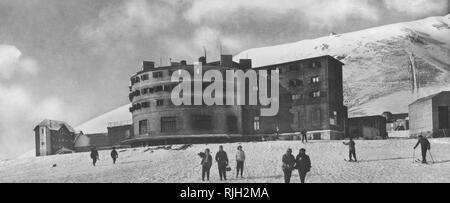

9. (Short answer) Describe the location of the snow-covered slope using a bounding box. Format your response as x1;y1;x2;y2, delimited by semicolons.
75;104;131;134
235;14;450;116
2;139;450;183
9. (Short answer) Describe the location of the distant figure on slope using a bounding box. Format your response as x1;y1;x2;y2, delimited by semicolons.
343;137;357;162
215;145;229;181
295;148;311;183
90;147;99;166
282;148;296;183
111;147;118;164
414;135;431;164
200;148;213;181
301;130;308;144
235;145;246;178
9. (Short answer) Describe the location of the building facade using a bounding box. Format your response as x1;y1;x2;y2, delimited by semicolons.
124;55;347;146
34;120;76;156
409;91;450;138
348;116;387;139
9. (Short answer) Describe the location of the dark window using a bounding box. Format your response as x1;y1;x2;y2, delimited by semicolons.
141;74;149;81
156;100;164;106
141;88;148;95
139;120;148;135
226;115;238;133
192;115;212;131
438;106;449;129
152;72;163;78
163;85;173;92
154;86;163;92
161;117;177;133
141;102;150;108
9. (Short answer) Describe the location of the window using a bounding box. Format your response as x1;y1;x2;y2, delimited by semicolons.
289;79;303;88
141;74;149;81
192;115;212;131
156;100;164;106
163;85;173;92
154;86;163;92
161;117;177;133
311;76;320;84
292;94;303;101
139;120;148;135
141;102;150;108
141;88;148;95
312;91;321;98
152;71;163;78
254;117;260;131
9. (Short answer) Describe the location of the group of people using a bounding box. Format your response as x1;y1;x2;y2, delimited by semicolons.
90;147;119;166
199;145;246;181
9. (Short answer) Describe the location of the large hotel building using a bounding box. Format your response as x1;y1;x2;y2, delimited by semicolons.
124;55;347;146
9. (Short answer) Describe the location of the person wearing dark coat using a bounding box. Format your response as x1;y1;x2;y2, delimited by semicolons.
111;147;118;164
295;148;311;183
201;148;213;181
343;138;357;162
282;148;296;183
414;135;431;164
215;145;229;181
301;130;308;143
90;147;99;166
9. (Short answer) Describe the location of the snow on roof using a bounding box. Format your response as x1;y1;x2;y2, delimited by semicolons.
34;119;76;133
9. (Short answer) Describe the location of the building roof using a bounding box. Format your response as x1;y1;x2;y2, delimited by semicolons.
34;119;76;133
253;55;345;70
409;91;450;106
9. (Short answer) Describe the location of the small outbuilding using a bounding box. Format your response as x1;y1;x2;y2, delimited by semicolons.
347;116;387;139
409;91;450;138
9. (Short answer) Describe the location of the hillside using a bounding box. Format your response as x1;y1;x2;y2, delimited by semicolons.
3;139;450;183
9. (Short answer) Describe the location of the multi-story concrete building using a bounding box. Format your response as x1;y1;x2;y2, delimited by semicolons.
34;120;76;156
124;55;347;146
409;91;450;138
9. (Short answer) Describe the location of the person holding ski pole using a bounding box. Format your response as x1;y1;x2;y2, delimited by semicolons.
301;130;308;144
414;135;431;164
295;148;311;183
235;145;245;178
90;147;99;166
343;137;357;162
282;148;296;183
111;147;118;164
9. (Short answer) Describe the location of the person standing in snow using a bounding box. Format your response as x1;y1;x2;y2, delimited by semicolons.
301;130;308;144
215;145;229;181
111;147;118;164
282;148;296;183
343;138;357;162
235;145;245;178
201;148;213;181
414;135;431;164
295;148;311;183
90;147;99;166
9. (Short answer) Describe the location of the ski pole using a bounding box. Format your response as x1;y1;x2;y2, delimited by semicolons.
412;148;415;163
429;149;435;164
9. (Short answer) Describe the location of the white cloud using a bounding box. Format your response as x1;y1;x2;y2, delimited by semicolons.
80;0;177;44
384;0;449;17
184;0;380;28
0;45;38;80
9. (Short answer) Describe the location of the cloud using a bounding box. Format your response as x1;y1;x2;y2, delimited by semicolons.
384;0;449;17
0;45;38;80
79;0;177;48
0;45;67;159
184;0;381;28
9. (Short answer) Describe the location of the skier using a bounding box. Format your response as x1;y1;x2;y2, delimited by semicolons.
301;130;308;143
414;135;431;164
282;148;296;183
235;145;246;178
215;145;229;181
111;147;118;164
343;137;357;162
90;147;99;166
201;148;213;181
295;148;311;183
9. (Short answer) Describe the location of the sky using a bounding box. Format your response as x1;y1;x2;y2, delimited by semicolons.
0;0;449;159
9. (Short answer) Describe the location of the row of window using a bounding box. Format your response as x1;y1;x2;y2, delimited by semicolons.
288;76;320;88
131;71;165;85
130;99;168;112
129;85;175;101
291;91;322;101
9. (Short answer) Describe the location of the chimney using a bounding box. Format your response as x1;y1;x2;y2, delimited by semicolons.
180;60;187;66
143;61;155;71
198;56;206;65
220;55;233;68
239;59;252;70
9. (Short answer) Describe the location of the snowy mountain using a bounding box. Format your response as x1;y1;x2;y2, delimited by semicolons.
235;14;450;117
75;15;450;134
